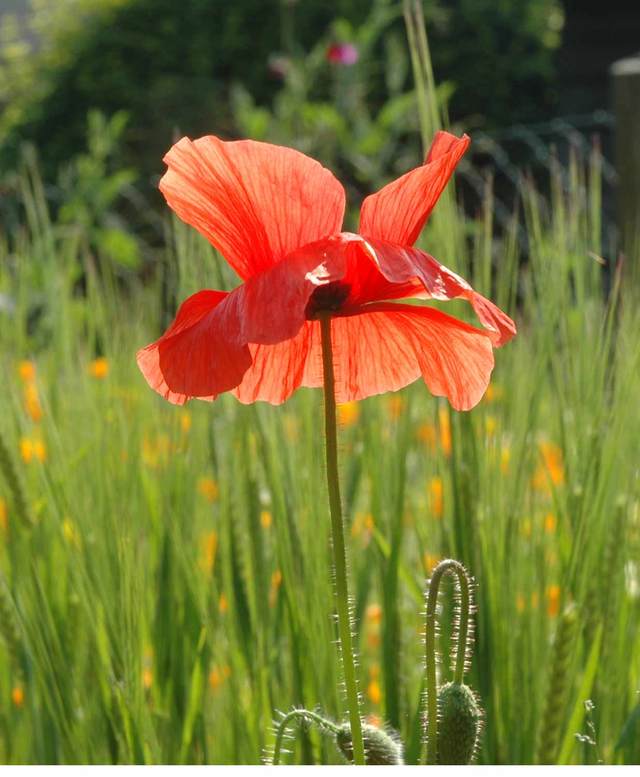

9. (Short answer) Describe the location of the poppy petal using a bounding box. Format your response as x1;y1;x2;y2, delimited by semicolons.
360;238;516;346
160;136;346;280
137;235;354;404
359;131;470;245
318;304;494;409
232;323;316;405
136;290;252;404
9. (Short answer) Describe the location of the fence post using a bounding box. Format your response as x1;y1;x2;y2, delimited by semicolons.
610;55;640;264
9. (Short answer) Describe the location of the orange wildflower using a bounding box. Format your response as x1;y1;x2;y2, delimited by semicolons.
533;442;565;492
33;439;46;462
218;592;229;614
367;679;382;705
11;685;24;707
269;569;283;608
365;603;383;626
198;476;219;503
544;513;557;534
423;553;441;574
388;395;406;420
18;361;36;383
19;438;33;464
260;510;273;529
546;585;561;617
417;422;437;452
337;401;360;427
0;498;7;532
351;512;374;543
24;383;43;423
88;357;109;379
428;476;444;519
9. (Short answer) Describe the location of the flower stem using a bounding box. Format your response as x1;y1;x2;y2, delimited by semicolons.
319;313;365;766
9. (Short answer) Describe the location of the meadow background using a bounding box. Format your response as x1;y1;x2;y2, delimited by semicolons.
0;0;639;765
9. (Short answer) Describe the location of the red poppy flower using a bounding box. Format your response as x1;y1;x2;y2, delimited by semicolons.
137;131;516;411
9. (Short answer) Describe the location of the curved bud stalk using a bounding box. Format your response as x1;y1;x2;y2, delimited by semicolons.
268;708;339;765
424;558;483;764
268;707;405;766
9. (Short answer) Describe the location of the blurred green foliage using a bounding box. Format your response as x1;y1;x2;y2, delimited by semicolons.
0;0;563;190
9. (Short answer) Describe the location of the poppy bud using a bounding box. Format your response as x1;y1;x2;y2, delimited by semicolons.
436;681;482;764
335;721;404;765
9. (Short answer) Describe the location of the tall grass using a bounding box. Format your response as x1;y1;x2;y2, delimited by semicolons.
1;22;640;767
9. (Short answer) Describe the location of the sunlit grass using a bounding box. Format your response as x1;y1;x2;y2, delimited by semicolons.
0;119;639;763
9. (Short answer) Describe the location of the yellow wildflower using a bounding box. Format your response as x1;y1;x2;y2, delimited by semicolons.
260;510;273;529
142;668;153;690
0;498;7;533
197;476;219;503
516;593;526;614
19;438;33;464
88;357;109;379
338;401;360;427
423;553;441;574
218;593;229;614
33;439;47;463
199;530;218;573
179;410;192;434
438;406;452;458
18;361;36;383
485;415;497;438
500;446;511;474
428;476;444;519
62;518;81;549
24;383;43;423
520;518;532;538
484;383;504;403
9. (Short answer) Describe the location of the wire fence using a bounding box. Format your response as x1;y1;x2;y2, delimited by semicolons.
459;110;617;254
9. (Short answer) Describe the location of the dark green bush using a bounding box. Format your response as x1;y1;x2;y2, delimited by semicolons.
0;0;562;187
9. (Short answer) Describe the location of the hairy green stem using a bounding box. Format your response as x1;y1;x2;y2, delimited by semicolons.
271;708;339;765
319;313;365;766
425;558;472;764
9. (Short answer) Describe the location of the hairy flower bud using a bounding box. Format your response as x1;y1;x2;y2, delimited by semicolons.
336;722;404;765
437;682;482;764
